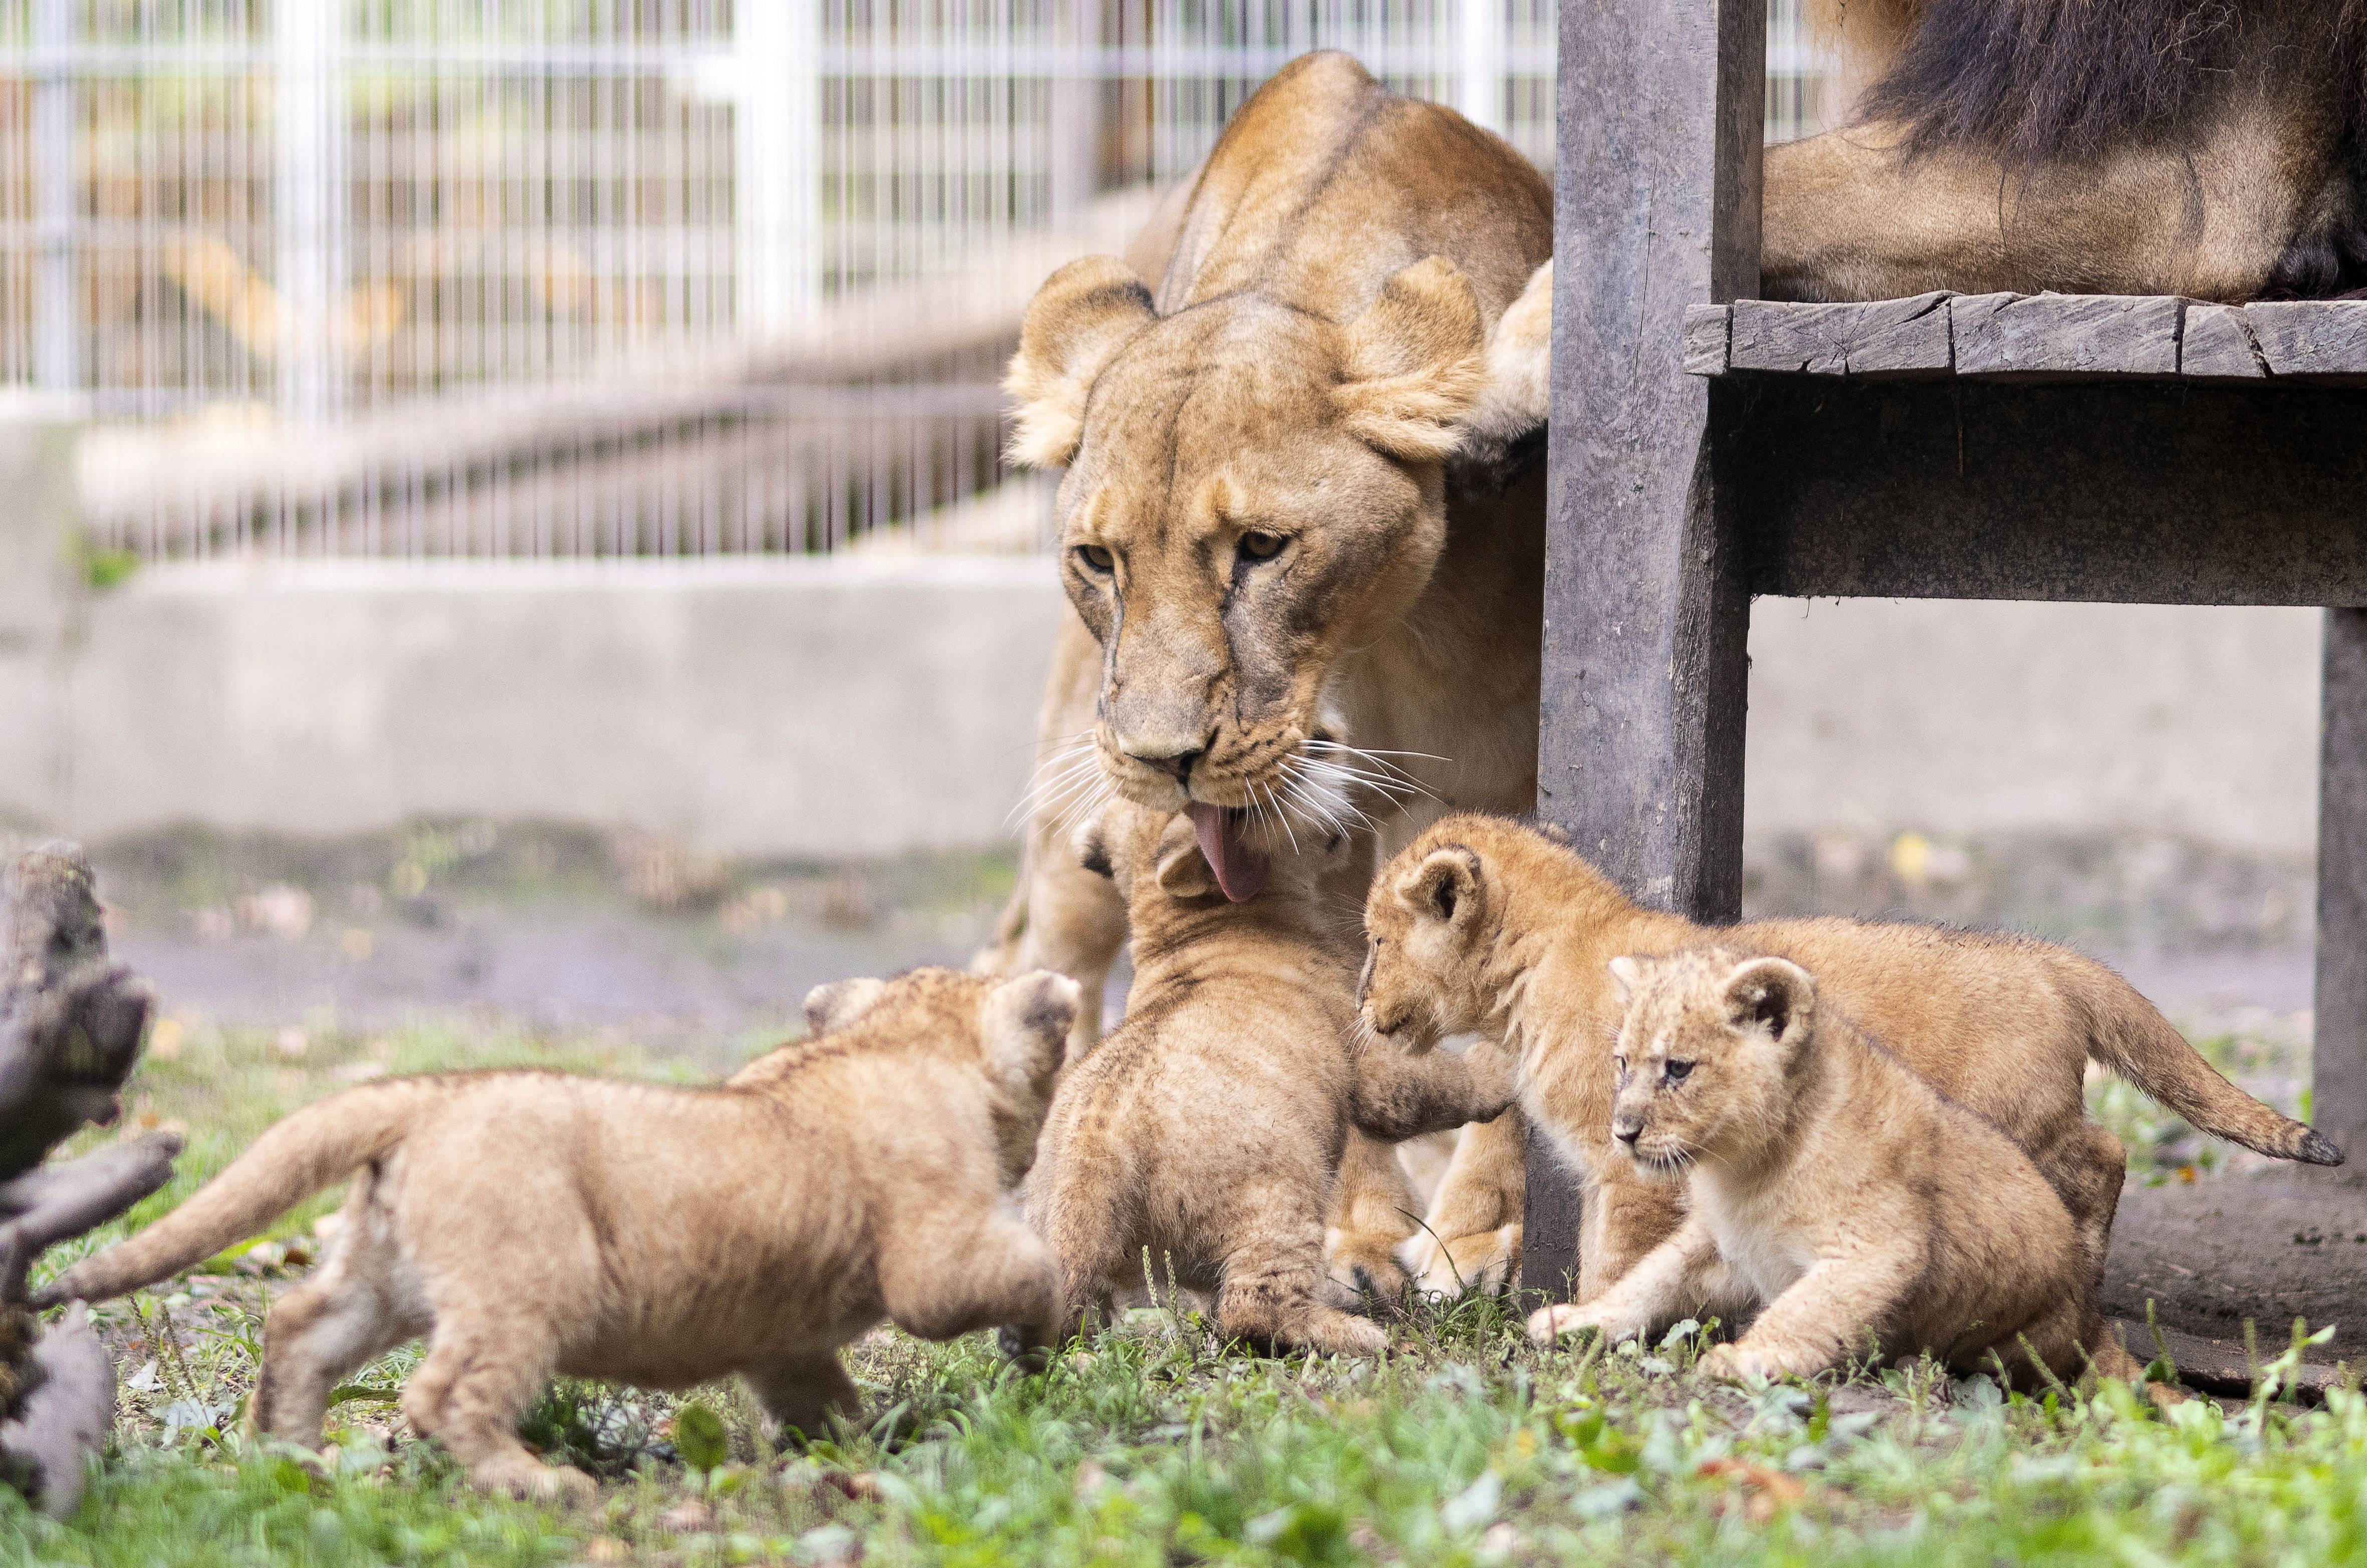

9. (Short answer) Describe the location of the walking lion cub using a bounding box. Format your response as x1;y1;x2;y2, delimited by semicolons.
1530;949;2104;1384
40;967;1078;1503
1028;803;1519;1355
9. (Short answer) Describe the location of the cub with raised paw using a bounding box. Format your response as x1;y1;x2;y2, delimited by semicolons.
1530;949;2109;1387
1030;802;1520;1355
39;967;1076;1504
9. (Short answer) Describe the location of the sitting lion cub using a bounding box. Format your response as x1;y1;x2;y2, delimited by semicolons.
40;967;1078;1503
1531;949;2103;1386
1029;803;1520;1355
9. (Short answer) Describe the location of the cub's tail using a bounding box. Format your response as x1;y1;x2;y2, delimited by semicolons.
33;1079;440;1308
2071;959;2344;1166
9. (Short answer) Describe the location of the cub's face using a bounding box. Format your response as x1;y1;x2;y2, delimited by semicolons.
1358;843;1494;1050
1006;255;1487;849
1605;951;1816;1180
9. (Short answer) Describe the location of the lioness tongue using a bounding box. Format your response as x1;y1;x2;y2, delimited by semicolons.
1186;802;1270;903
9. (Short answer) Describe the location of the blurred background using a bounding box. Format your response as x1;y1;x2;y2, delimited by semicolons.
0;3;2318;1175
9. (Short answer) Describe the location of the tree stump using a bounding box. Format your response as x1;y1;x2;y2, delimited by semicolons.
0;843;179;1518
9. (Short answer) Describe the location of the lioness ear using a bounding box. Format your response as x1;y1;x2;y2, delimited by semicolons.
1006;256;1156;468
1607;954;1646;1002
804;976;888;1037
1722;958;1815;1051
1152;815;1218;900
1399;845;1485;934
982;969;1082;1098
1332;256;1487;462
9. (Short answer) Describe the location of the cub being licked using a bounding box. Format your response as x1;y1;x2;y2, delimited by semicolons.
1028;803;1520;1355
1532;949;2104;1386
40;968;1079;1504
1359;815;2340;1319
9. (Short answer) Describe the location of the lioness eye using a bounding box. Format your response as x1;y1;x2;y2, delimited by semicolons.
1075;544;1115;573
1665;1060;1695;1083
1238;531;1286;561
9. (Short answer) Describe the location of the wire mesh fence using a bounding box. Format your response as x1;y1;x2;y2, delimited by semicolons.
0;0;1831;562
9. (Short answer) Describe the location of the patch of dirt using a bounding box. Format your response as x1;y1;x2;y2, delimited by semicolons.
2104;1168;2367;1364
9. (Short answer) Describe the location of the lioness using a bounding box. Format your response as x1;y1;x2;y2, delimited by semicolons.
40;968;1078;1503
1358;815;2342;1306
1763;0;2367;299
1530;949;2109;1388
1028;802;1519;1354
988;49;1555;1300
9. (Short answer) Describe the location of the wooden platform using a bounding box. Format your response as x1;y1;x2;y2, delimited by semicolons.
1685;294;2367;383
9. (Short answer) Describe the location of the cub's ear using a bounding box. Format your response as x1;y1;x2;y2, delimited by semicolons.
1332;256;1487;463
1397;844;1485;934
1455;255;1552;461
1151;814;1219;901
804;976;889;1037
1606;954;1646;1001
1721;957;1815;1050
1006;256;1157;468
983;969;1083;1096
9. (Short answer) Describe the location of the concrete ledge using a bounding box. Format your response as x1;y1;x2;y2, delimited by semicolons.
11;556;1069;858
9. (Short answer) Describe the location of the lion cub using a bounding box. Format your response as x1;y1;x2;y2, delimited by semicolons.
41;968;1077;1503
1532;949;2103;1386
1029;804;1520;1355
1359;815;2341;1311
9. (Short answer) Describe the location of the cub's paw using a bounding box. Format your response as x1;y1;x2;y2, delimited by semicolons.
1527;1302;1604;1348
476;1457;597;1509
1408;1222;1520;1298
997;1325;1052;1373
1699;1343;1781;1384
1328;1226;1411;1306
1296;1309;1390;1359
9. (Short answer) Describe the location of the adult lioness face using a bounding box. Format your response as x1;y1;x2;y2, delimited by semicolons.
1008;254;1487;901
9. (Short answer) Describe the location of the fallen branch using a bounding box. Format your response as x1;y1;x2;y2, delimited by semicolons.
0;843;174;1517
0;1307;114;1517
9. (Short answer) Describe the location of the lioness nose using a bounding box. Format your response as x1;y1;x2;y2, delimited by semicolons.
1121;741;1206;783
1613;1121;1642;1148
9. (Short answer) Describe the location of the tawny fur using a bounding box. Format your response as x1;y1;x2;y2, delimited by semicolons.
983;49;1555;1303
1766;0;2367;299
1531;949;2110;1387
1359;815;2341;1318
41;968;1079;1505
1026;803;1520;1355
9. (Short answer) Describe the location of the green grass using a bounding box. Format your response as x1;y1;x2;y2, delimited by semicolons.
9;1018;2367;1566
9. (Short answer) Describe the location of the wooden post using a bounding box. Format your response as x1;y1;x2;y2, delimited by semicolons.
1529;0;1765;1297
2315;608;2367;1168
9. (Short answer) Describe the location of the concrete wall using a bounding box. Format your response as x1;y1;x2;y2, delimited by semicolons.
2;554;1068;858
1746;598;2323;857
0;414;2328;859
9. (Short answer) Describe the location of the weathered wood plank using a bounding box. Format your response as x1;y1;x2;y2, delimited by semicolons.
1953;291;2184;377
2314;609;2367;1166
1537;0;1763;1300
2247;300;2367;379
1729;292;1952;375
1736;381;2367;602
2179;304;2269;380
1681;304;1732;376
